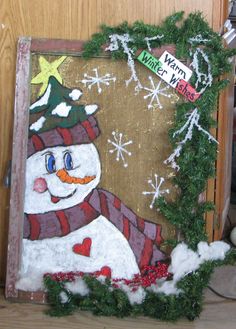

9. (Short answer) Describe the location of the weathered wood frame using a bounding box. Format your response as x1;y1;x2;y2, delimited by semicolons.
5;37;90;303
5;36;223;303
6;37;31;301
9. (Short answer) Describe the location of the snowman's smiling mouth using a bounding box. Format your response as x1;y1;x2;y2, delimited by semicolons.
49;188;77;204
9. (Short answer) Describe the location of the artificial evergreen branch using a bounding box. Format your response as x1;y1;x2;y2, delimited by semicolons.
44;11;236;320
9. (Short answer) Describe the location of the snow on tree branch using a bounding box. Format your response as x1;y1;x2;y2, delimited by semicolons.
188;34;210;45
173;108;218;143
105;33;142;93
164;108;218;170
190;48;213;94
164;145;183;171
144;34;164;52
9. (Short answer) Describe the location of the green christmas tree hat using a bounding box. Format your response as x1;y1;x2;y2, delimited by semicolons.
28;76;100;157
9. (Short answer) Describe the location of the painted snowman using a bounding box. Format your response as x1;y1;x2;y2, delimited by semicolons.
17;76;165;291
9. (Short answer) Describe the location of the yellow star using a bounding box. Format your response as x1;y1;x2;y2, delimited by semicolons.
31;56;67;95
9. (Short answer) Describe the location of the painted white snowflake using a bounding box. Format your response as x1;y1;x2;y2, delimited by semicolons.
107;131;133;168
142;174;170;209
81;68;116;94
142;76;175;110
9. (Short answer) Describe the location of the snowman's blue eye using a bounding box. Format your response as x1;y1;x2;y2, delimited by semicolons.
45;154;56;174
64;152;73;170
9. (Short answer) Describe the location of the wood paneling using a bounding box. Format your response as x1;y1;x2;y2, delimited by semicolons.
0;0;228;283
214;69;235;240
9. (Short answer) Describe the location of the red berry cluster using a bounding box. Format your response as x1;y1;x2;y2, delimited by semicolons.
112;262;171;291
44;263;171;291
44;266;112;282
44;271;84;282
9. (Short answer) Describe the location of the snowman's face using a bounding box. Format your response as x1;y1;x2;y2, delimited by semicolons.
24;144;101;214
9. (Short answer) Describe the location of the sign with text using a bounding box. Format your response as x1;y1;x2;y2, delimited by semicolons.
137;50;199;102
137;50;162;75
158;51;192;88
175;79;200;102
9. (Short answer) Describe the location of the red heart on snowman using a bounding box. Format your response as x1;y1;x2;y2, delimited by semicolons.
72;237;92;257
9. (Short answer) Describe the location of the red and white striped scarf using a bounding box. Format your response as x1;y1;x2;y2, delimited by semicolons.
24;188;166;269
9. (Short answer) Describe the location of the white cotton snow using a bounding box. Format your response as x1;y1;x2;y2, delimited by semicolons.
59;291;69;304
169;241;230;281
118;283;146;305
148;279;181;295
96;275;107;284
69;89;82;101
30;84;51;110
197;241;230;261
29;116;46;131
15;270;45;291
51;102;72;117
154;240;230;295
65;277;90;296
169;243;202;281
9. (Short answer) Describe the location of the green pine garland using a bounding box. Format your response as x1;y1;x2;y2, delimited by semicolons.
44;11;236;320
82;11;235;249
44;249;236;320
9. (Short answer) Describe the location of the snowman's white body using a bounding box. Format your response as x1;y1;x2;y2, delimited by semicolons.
17;143;139;291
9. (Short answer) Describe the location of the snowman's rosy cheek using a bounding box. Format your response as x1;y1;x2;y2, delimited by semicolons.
33;177;48;193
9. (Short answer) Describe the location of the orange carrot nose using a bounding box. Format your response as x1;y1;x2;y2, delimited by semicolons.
56;169;96;185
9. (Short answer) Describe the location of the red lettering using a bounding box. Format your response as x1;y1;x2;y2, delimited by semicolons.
175;79;200;102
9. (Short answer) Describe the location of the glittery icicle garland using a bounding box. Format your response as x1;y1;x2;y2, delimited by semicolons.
144;34;164;52
190;48;213;94
105;33;143;93
164;108;218;170
188;34;210;45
